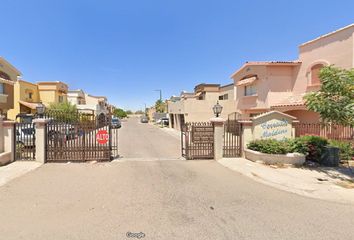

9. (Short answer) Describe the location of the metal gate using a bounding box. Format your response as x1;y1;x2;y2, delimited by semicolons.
181;122;214;160
45;111;118;162
15;122;36;160
223;119;242;157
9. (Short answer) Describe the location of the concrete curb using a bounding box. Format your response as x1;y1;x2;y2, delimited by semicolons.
218;158;354;205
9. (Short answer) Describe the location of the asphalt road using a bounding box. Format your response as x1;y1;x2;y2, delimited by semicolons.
118;117;181;160
0;118;354;240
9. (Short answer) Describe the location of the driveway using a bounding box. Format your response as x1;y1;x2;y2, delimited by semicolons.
118;117;181;160
1;160;354;240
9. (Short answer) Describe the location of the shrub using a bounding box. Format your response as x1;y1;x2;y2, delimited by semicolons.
290;135;328;162
247;136;329;163
288;138;309;155
329;140;354;161
247;139;291;155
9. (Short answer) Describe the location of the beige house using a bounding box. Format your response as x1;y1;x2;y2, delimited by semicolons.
0;57;22;117
37;81;68;106
67;89;86;105
168;83;236;130
231;23;354;122
82;94;109;116
67;90;112;117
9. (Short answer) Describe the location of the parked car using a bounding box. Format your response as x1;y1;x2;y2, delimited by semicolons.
140;115;148;123
160;117;169;126
16;124;35;147
15;114;35;148
111;118;121;129
156;117;169;126
47;123;77;141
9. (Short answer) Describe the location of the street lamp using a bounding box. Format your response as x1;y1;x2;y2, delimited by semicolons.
212;101;223;117
36;103;46;118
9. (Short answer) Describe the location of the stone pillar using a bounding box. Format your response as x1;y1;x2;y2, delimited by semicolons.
239;120;253;157
33;119;50;164
210;117;225;160
3;120;15;162
292;120;299;138
0;116;4;153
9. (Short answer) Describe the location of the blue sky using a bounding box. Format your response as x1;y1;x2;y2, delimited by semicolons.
1;0;354;111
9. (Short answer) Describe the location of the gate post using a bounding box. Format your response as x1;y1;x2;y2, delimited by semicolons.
210;117;225;160
0;116;4;153
239;120;253;157
33;118;50;164
3;119;15;163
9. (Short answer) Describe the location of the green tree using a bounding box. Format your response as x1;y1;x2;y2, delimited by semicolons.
48;102;77;113
155;99;166;113
47;102;78;123
304;66;354;127
126;110;133;115
113;108;127;118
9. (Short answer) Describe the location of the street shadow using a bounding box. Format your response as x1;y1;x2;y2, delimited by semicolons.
302;165;354;181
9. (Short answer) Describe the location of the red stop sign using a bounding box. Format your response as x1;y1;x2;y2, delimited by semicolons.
96;130;109;144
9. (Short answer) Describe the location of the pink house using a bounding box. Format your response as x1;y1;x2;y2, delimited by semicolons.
231;24;354;122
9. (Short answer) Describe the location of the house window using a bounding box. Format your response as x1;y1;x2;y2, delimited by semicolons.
310;64;324;85
244;85;257;96
28;92;33;99
219;94;229;100
0;83;4;94
59;95;64;103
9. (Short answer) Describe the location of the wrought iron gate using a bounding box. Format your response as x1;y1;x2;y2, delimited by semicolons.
45;111;118;162
15;122;36;161
181;122;214;160
223;119;242;157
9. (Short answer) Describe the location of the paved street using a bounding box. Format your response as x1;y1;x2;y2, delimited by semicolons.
119;117;181;160
0;119;354;240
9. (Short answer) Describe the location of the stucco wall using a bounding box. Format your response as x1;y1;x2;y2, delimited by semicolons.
294;25;354;94
233;65;297;115
39;90;57;106
168;99;185;114
284;110;320;123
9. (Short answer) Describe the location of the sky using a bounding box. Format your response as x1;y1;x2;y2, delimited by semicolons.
1;0;354;111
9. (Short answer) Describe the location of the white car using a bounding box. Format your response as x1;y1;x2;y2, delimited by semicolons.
16;124;35;147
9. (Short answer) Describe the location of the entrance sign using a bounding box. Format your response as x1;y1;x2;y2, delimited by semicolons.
252;111;297;140
192;126;214;143
96;130;109;144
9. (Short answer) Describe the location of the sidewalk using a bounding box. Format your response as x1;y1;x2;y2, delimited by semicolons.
219;158;354;204
0;161;42;187
153;124;181;140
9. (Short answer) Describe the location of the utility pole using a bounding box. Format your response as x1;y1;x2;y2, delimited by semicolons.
154;89;162;101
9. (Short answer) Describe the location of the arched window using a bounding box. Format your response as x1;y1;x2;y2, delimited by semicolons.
310;64;324;85
0;71;11;80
